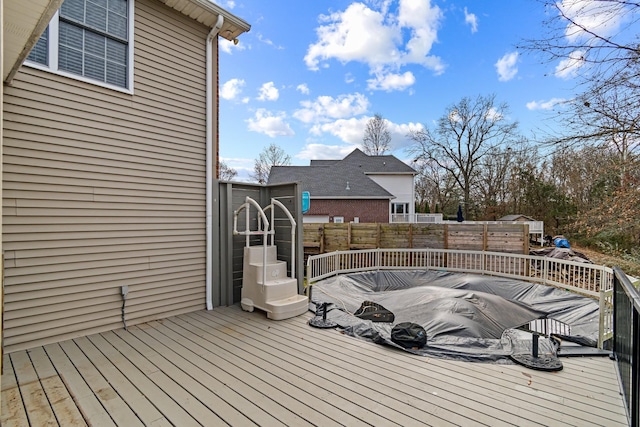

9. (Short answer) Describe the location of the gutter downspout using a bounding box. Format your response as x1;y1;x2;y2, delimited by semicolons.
206;15;224;310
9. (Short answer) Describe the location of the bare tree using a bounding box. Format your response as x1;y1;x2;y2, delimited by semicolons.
251;143;292;184
520;0;640;248
408;95;519;219
549;82;640;189
362;113;391;155
520;1;640;76
474;145;517;219
521;0;640;155
413;159;458;214
218;161;238;181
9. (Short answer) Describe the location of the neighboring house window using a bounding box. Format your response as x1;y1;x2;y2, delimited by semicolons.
392;203;408;214
333;217;344;223
25;0;134;92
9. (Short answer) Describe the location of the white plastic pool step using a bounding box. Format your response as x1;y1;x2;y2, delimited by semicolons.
240;246;308;320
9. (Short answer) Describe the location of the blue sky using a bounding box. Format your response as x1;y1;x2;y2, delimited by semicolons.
214;0;618;181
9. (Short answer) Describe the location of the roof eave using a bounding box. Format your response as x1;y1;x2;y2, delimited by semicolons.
3;0;64;84
157;0;251;39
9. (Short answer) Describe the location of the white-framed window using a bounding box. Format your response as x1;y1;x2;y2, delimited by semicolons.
26;0;134;93
333;216;344;223
392;203;408;214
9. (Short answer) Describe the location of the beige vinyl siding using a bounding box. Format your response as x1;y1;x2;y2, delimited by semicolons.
2;0;212;353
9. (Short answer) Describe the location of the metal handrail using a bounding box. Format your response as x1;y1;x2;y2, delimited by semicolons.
306;248;616;348
612;267;639;427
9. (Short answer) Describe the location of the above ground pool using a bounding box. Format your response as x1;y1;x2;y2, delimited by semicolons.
309;270;601;364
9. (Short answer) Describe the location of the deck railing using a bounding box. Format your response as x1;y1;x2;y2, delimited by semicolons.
612;267;639;427
306;248;615;348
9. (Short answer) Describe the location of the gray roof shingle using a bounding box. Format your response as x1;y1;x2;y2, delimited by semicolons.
267;149;416;198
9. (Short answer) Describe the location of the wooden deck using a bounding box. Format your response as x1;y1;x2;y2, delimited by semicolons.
2;305;629;426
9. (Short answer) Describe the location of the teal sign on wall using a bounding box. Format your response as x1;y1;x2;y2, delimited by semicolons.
302;191;310;214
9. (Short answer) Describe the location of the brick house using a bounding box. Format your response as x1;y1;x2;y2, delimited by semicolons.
268;149;417;223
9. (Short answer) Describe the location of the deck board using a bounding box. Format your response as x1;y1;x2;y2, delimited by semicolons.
138;319;315;427
185;310;498;426
27;347;87;427
86;333;197;427
173;313;427;427
1;305;630;426
215;307;593;426
216;310;616;425
44;343;117;427
122;322;287;426
1;354;30;427
72;336;170;426
10;350;58;426
101;330;232;426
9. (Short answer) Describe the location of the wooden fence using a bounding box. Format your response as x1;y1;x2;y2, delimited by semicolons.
303;222;530;257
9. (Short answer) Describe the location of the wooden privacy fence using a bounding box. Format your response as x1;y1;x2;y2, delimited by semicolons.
303;222;530;256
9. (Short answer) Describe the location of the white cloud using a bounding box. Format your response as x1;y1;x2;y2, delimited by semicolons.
304;3;397;70
555;50;585;79
304;0;445;90
306;115;424;150
219;38;246;54
296;143;358;161
495;52;519;82
558;0;626;42
219;156;253;182
257;33;284;50
257;82;279;101
246;109;294;138
220;78;245;101
222;1;235;9
526;98;567;110
485;107;503;122
310;117;370;143
397;0;445;71
293;93;369;124
464;7;478;33
387;121;424;150
367;71;416;91
296;83;310;95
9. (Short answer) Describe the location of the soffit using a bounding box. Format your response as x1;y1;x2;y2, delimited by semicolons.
3;0;62;82
156;0;251;40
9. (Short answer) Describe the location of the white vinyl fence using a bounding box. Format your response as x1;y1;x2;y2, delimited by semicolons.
306;248;614;348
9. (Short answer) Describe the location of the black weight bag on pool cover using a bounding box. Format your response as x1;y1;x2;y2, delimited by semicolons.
353;301;395;323
391;322;427;349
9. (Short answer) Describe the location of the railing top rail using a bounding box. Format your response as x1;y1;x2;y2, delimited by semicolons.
613;266;640;312
306;248;613;280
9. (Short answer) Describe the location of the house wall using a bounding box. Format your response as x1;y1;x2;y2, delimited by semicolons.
1;0;4;376
368;174;415;217
306;199;389;223
1;0;212;353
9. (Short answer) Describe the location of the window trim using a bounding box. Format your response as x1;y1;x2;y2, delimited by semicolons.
25;0;135;94
391;202;409;214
